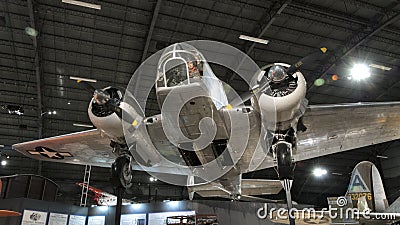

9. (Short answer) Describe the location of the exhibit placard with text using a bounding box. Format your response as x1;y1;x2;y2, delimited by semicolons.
21;210;48;225
87;215;105;225
48;213;68;225
120;214;146;225
68;215;86;225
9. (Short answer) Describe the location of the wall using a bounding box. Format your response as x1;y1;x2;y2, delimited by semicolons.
0;198;87;225
0;198;300;225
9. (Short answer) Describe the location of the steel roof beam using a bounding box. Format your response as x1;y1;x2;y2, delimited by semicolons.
245;0;291;56
141;0;162;63
227;0;291;82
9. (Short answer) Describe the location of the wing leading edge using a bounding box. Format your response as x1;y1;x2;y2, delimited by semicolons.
12;129;116;167
296;101;400;161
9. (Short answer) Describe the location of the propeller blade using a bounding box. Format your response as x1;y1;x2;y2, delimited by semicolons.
70;76;97;93
231;79;270;107
286;47;327;75
105;101;143;131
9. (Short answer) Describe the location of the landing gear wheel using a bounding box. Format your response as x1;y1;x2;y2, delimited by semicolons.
274;142;295;225
276;142;294;180
112;156;133;189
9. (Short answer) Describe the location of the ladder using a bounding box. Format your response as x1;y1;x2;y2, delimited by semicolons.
80;164;92;207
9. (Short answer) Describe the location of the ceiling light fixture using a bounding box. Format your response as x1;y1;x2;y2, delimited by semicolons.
1;160;7;166
350;63;371;81
376;155;388;159
42;110;57;116
73;123;94;128
369;63;392;71
331;172;343;176
70;76;97;83
239;35;269;45
62;0;101;10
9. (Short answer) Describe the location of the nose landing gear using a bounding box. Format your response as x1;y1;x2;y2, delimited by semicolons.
273;141;296;225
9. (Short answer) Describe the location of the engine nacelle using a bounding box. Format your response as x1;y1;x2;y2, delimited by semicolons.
88;87;126;144
258;71;306;130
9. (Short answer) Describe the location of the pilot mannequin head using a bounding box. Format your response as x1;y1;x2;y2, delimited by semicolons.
188;61;194;70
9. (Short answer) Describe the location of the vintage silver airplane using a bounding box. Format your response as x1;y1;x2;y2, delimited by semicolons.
12;42;400;209
270;161;400;224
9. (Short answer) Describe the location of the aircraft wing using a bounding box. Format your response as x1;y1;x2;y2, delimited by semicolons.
12;129;116;167
188;179;282;198
295;101;400;161
12;124;192;175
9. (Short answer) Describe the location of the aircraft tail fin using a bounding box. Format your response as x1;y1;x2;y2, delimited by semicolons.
345;161;388;212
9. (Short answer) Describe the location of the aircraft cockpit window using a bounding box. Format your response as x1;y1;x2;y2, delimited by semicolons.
164;59;188;87
157;43;206;88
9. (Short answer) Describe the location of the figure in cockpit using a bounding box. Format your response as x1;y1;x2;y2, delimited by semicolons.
156;42;229;109
188;59;203;78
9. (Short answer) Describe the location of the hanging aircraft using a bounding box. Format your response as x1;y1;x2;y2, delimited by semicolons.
76;182;134;206
12;42;400;221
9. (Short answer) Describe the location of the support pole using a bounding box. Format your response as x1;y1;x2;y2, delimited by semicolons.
281;179;295;225
115;186;123;225
27;0;43;176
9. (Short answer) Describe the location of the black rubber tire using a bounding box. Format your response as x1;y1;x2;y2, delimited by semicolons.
276;143;293;180
111;156;133;188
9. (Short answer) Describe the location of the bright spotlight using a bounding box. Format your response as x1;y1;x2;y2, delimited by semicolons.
350;63;371;81
52;110;57;114
313;167;327;177
149;177;157;182
1;160;7;166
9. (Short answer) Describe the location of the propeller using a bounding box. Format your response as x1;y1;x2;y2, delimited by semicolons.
286;47;327;76
70;77;143;130
231;47;328;107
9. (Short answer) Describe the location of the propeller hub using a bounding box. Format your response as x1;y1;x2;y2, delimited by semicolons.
267;65;287;83
93;89;110;105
